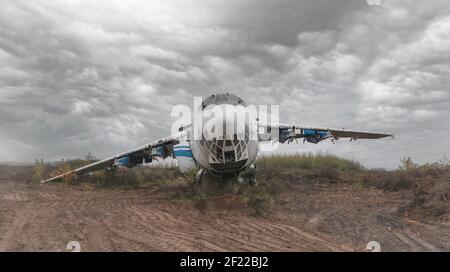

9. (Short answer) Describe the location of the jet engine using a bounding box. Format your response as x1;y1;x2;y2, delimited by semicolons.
113;156;141;168
173;142;196;173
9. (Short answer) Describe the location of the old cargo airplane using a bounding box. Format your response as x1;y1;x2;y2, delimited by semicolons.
42;93;393;185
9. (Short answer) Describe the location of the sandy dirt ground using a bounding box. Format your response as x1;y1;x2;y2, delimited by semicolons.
0;170;448;252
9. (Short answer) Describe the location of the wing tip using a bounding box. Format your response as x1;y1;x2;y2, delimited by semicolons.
382;133;395;139
40;177;56;184
40;173;67;184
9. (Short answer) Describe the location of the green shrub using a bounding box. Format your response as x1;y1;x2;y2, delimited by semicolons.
49;160;76;184
31;159;46;183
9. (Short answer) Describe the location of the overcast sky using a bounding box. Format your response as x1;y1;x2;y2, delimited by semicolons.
1;0;449;169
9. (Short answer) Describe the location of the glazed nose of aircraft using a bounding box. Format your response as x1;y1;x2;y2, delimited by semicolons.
201;104;251;165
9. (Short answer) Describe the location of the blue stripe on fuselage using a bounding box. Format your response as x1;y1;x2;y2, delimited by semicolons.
174;149;193;157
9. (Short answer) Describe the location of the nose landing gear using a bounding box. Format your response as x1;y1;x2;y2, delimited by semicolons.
192;165;257;186
238;164;257;186
194;168;205;184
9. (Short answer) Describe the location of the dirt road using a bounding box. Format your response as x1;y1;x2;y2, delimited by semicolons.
0;173;448;251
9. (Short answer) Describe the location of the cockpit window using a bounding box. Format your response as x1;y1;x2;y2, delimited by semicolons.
201;93;246;110
202;134;249;164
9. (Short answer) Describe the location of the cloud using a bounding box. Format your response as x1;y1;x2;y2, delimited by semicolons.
0;0;449;168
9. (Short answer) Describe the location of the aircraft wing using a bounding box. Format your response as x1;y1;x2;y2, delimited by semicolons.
259;122;393;144
41;131;188;183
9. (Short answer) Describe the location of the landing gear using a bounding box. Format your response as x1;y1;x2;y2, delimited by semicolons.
238;164;257;186
191;165;257;186
246;174;257;186
194;168;205;184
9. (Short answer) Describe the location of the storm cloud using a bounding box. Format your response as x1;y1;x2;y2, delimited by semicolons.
0;0;449;168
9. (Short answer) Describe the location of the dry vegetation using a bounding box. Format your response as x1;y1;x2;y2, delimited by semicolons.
19;153;447;220
257;153;363;171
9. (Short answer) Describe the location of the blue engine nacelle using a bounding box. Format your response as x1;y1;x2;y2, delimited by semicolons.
279;128;330;144
173;143;196;173
303;129;329;144
113;156;139;168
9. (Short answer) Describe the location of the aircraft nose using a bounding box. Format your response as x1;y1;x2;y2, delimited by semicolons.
223;108;246;137
202;104;247;140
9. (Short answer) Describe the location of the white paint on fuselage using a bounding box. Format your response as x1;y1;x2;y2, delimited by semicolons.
189;104;259;175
